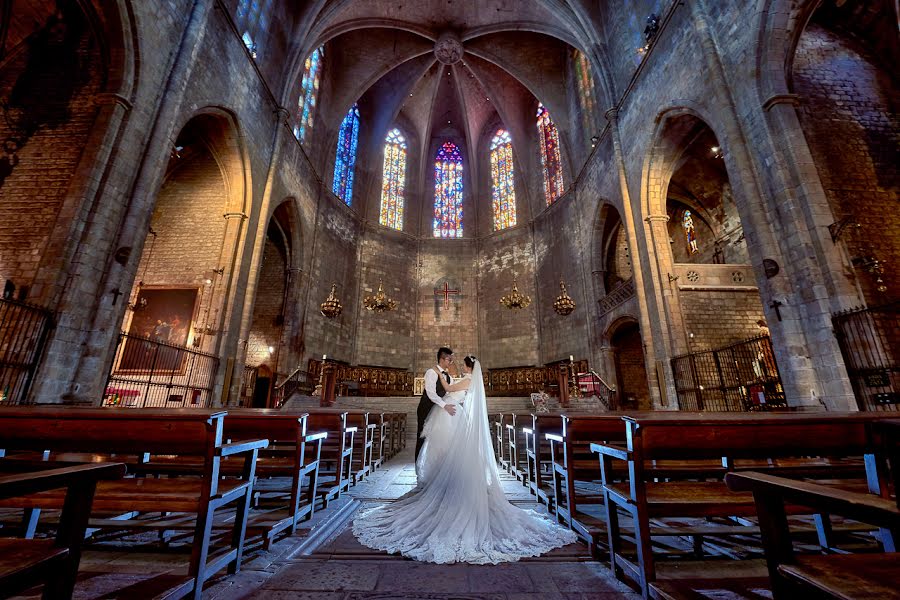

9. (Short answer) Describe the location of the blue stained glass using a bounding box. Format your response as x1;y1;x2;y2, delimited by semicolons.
332;104;360;205
433;141;464;238
380;129;407;230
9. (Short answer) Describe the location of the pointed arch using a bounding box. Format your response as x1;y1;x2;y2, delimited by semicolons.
536;103;563;205
379;128;407;230
433;141;464;238
490;129;516;231
294;46;324;142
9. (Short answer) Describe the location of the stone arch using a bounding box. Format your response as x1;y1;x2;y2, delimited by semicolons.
789;3;899;304
119;111;249;358
592;202;632;297
603;316;651;411
642;108;770;355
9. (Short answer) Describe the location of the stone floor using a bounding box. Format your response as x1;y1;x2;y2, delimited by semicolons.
10;447;641;599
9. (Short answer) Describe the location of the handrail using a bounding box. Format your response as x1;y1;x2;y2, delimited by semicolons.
588;369;616;392
275;364;305;390
578;369;617;411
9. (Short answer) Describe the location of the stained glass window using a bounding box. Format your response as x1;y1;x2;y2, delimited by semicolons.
683;210;699;254
537;103;564;205
574;51;598;148
332;104;359;205
490;129;516;231
294;47;323;142
236;0;271;59
379;128;407;230
433;141;464;238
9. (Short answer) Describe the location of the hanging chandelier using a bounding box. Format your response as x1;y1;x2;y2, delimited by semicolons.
364;279;397;312
320;283;343;319
500;279;532;310
553;279;576;316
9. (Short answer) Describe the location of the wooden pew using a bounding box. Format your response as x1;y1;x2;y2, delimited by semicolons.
370;411;387;470
591;412;887;598
219;409;325;549
523;413;563;507
305;410;355;507
0;408;267;600
545;414;632;552
726;471;900;600
506;412;533;483
344;410;375;484
494;413;509;468
0;462;125;600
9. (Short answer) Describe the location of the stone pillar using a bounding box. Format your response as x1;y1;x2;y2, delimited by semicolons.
321;361;337;407
606;107;674;409
644;214;689;356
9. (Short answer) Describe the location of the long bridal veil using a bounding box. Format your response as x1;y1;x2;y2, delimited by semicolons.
353;359;577;564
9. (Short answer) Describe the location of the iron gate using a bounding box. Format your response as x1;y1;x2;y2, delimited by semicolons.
0;298;53;405
833;302;899;411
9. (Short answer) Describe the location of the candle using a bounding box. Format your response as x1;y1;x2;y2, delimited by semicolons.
569;355;574;362
323;354;327;361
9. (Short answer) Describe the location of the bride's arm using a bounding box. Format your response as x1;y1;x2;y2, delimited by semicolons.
437;373;472;393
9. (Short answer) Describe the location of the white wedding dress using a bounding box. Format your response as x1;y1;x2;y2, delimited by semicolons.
353;361;578;564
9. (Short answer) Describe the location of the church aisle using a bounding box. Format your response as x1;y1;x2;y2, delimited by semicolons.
205;448;640;600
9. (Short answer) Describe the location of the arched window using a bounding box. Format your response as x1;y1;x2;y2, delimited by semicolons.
536;103;564;205
682;210;699;254
236;0;271;59
379;129;407;230
294;47;324;142
332;104;360;205
433;141;464;238
490;129;516;231
574;51;598;147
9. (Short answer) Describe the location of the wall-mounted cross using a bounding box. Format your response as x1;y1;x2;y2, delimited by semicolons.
434;281;460;310
110;287;123;306
769;299;783;322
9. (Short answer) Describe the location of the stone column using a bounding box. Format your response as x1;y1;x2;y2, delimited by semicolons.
644;214;689;357
606;107;674;409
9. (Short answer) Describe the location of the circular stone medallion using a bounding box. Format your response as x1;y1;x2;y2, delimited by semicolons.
435;33;464;65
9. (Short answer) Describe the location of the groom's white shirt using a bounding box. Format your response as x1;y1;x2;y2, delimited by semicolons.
424;367;447;409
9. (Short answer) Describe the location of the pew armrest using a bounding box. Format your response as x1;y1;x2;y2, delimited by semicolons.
0;463;126;500
725;471;900;527
591;442;629;461
220;438;270;457
304;432;328;444
346;427;358;434
545;433;564;443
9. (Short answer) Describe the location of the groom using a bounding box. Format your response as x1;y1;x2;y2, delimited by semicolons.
416;346;458;459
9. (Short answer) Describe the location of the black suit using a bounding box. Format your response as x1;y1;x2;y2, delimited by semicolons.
416;369;449;459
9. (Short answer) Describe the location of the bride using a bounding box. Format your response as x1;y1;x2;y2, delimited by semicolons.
352;355;577;564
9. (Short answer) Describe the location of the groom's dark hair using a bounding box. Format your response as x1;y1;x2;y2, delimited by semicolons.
437;347;453;361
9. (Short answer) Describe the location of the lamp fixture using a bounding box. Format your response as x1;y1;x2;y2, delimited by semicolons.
852;256;888;293
553;279;576;316
363;279;398;312
500;279;532;310
320;282;344;319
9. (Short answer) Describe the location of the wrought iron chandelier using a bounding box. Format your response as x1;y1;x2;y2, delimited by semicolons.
320;283;343;319
553;279;576;316
500;279;532;310
363;279;397;312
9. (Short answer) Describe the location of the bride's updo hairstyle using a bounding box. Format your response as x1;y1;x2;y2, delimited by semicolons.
464;355;477;369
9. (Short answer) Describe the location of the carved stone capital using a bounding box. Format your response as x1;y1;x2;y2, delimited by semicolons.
763;93;802;112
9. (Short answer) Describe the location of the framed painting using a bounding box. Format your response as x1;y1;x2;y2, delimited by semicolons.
117;286;200;374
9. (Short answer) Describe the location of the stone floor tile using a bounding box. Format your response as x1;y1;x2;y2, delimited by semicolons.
467;562;535;592
374;560;471;592
262;560;381;591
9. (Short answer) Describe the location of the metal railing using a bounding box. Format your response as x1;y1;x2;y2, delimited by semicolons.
0;298;53;405
833;302;899;412
104;332;219;408
274;365;314;407
578;369;617;410
671;335;786;411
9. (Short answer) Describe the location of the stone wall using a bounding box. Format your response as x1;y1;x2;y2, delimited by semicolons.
680;290;768;352
246;237;287;369
793;23;899;305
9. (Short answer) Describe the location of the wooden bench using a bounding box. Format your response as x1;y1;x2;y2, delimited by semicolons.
506;412;534;484
0;408;268;600
726;471;900;600
0;462;125;600
592;413;888;598
495;413;511;470
344;410;376;483
219;409;325;548
305;410;355;507
523;413;563;507
369;411;387;470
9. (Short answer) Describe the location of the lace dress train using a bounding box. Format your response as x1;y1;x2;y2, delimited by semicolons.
353;365;578;564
